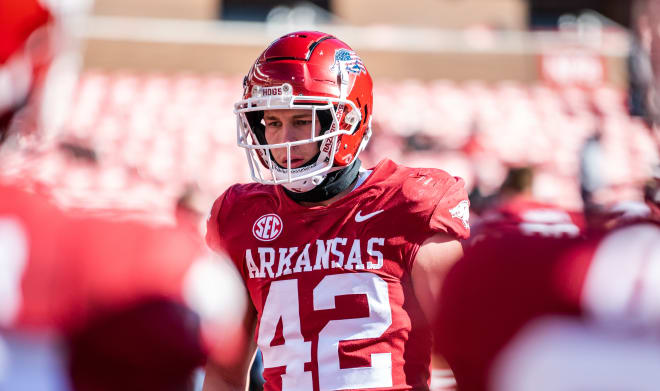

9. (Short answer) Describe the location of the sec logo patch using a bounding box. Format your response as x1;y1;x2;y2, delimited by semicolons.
252;214;283;241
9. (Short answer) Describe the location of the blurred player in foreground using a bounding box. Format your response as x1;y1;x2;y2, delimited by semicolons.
434;218;660;391
0;184;248;391
434;1;660;389
205;31;470;391
0;1;248;390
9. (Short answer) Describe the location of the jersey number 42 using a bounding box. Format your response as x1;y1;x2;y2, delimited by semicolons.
258;273;393;391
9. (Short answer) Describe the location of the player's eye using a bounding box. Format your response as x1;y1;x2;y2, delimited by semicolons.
294;119;312;126
265;120;281;127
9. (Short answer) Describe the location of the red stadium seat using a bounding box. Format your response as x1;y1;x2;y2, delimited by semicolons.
0;72;655;216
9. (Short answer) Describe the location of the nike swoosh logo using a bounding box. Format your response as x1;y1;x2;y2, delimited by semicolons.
355;209;384;222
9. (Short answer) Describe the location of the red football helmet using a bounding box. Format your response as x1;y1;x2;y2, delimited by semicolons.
0;0;84;145
0;0;51;141
234;31;373;193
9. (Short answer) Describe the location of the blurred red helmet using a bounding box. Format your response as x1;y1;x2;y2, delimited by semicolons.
0;0;52;141
0;0;85;146
234;31;373;193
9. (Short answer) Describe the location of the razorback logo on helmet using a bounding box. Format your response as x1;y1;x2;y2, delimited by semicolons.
252;214;283;241
449;200;470;230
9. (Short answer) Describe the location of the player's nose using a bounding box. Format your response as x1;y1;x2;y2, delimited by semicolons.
281;121;307;143
280;123;297;143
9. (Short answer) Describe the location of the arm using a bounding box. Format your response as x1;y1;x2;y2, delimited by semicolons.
202;306;258;391
412;233;464;384
411;233;464;325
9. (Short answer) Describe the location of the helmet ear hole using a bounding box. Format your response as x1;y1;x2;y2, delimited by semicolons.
356;104;368;134
245;111;267;145
345;104;366;135
316;109;334;135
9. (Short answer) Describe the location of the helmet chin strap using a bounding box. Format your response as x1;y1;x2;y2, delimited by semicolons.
283;159;362;203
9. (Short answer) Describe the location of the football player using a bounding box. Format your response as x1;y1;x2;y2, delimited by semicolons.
1;1;248;389
204;31;471;391
435;146;659;391
470;166;584;243
434;1;660;389
434;221;660;391
0;183;248;391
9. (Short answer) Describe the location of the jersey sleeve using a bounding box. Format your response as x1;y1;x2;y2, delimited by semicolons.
429;175;471;240
205;187;232;255
402;168;471;240
399;169;470;270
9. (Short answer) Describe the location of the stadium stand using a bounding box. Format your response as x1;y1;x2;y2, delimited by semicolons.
0;72;656;220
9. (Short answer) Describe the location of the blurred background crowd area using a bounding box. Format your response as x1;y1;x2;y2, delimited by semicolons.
1;0;658;225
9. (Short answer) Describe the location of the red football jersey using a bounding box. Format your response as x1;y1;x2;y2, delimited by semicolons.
0;184;246;390
0;184;75;330
471;195;585;242
434;222;660;391
207;159;470;391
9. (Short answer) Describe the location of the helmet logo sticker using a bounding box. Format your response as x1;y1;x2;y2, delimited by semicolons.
253;214;283;241
330;49;366;76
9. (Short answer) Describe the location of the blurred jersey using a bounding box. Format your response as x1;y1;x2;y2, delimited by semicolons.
0;184;247;391
207;159;470;391
434;222;660;391
470;195;585;243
